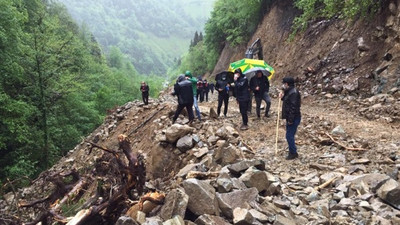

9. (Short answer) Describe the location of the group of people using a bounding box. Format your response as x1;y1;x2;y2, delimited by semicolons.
172;69;302;160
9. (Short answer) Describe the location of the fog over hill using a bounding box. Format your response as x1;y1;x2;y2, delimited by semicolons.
58;0;215;75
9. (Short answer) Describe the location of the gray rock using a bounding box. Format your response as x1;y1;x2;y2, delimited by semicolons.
136;211;146;224
343;173;391;193
116;216;139;225
377;178;400;209
309;199;330;218
142;217;163;225
192;147;209;158
176;163;206;178
160;188;188;220
239;167;270;193
213;145;240;166
249;209;271;223
359;201;373;211
176;135;194;152
162;215;185;225
331;125;346;136
217;187;258;218
194;214;231;225
182;178;219;216
207;135;219;145
267;182;281;196
333;198;355;210
165;124;194;143
210;107;218;119
233;208;254;225
357;37;370;51
217;177;233;193
273;199;290;210
273;214;296;225
216;126;238;139
227;160;265;176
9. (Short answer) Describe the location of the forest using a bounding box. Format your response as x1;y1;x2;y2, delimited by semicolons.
0;0;164;189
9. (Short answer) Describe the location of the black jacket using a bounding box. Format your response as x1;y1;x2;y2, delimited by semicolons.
173;75;194;105
140;85;149;96
282;86;301;123
215;79;229;97
250;76;269;98
234;75;250;102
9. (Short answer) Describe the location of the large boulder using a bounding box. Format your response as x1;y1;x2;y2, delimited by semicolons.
377;178;400;209
182;178;219;216
176;135;194;152
227;160;265;177
233;208;254;225
216;187;258;218
239;167;271;193
213;145;240;166
160;188;189;220
165;124;195;143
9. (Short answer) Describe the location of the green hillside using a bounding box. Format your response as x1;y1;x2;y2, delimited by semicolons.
57;0;215;75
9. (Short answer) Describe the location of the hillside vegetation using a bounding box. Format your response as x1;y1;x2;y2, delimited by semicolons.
58;0;215;75
0;0;164;188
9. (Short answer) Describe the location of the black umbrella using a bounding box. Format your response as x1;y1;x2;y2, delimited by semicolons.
243;67;272;81
215;71;234;83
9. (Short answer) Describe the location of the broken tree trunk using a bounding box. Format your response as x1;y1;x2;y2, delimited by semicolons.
324;132;368;151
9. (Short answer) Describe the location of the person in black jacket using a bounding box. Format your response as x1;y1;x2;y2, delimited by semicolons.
203;79;210;102
172;75;194;123
140;81;149;105
279;77;301;160
250;70;271;119
215;74;230;117
234;68;250;130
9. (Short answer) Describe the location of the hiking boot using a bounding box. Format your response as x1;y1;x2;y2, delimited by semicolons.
240;124;249;130
286;153;299;160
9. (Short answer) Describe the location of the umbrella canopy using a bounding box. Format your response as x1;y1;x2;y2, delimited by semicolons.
243;67;273;81
228;58;275;80
215;71;234;83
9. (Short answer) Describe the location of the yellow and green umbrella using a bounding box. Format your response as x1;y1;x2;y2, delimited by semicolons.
228;58;275;80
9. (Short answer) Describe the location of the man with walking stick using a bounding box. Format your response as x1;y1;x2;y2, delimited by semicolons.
279;77;301;160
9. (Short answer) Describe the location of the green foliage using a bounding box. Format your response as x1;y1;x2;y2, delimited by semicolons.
57;0;215;75
292;0;380;37
0;0;165;190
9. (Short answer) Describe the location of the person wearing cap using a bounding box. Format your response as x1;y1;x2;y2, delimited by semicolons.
233;68;250;130
140;81;149;105
171;75;194;123
279;77;301;160
185;71;202;121
250;70;271;119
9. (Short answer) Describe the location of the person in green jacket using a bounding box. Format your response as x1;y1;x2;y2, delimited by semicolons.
185;71;202;121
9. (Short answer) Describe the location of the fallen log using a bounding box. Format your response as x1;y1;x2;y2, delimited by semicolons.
324;132;368;151
315;176;337;191
186;171;220;179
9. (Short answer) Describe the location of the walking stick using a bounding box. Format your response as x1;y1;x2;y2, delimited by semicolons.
275;97;281;155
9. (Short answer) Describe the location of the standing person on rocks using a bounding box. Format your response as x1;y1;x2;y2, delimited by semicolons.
215;74;230;117
197;78;204;102
250;70;271;119
140;81;149;105
203;79;210;102
185;71;202;121
209;82;215;95
279;77;301;160
234;68;250;130
171;75;194;123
